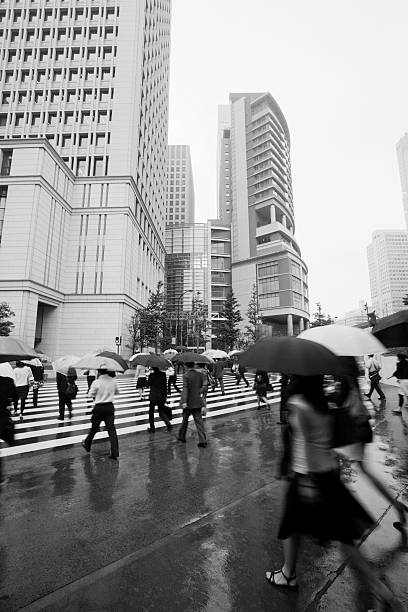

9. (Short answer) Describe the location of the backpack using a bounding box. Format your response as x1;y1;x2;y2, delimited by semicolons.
65;381;78;399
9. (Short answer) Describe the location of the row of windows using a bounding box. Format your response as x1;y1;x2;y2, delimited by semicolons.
1;67;115;86
0;6;118;24
0;184;7;244
0;109;111;128
3;45;117;63
61;155;109;177
6;25;117;44
2;87;114;106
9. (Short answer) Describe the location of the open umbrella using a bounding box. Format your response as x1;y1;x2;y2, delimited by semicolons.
76;355;124;372
228;349;244;358
175;345;188;351
0;337;38;363
372;310;408;348
298;325;386;356
129;351;155;362
97;351;128;372
163;349;178;357
52;355;81;375
0;362;15;380
22;358;43;367
171;352;212;364
203;349;228;359
238;336;351;376
130;354;171;369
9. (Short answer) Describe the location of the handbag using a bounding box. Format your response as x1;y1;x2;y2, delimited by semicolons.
332;387;373;448
0;406;15;446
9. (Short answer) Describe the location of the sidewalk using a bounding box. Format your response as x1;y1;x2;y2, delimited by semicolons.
1;385;407;612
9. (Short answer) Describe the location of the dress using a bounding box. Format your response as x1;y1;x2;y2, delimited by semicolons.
135;365;148;389
278;394;374;544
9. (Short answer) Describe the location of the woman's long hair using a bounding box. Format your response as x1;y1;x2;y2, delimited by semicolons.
293;375;329;414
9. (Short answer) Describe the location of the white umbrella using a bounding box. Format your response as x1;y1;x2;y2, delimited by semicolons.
298;325;386;356
228;350;244;358
0;362;15;380
52;355;81;375
129;352;155;362
163;349;178;357
203;349;229;359
76;355;124;372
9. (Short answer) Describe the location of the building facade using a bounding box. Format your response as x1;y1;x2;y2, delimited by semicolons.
166;144;194;225
335;301;371;327
367;230;408;317
0;0;171;357
217;92;309;336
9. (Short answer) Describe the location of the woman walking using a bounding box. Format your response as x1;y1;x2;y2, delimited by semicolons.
390;353;408;415
135;364;148;401
13;361;33;421
254;370;271;409
266;375;395;609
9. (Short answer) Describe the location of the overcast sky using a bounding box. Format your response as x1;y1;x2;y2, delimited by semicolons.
167;0;407;318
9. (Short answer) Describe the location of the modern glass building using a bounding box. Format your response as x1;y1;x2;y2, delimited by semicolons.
166;144;195;226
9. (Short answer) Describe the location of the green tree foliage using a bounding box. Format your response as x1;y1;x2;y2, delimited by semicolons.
245;284;260;344
216;290;243;351
126;282;167;352
188;295;209;350
310;302;334;328
0;302;15;336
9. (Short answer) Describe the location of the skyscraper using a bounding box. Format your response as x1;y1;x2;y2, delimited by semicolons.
0;0;171;357
367;230;408;317
166;144;195;225
217;92;309;336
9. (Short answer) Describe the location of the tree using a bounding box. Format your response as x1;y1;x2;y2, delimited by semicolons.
188;295;209;350
142;281;167;351
126;308;146;353
216;290;243;351
0;301;15;336
310;302;334;328
245;284;261;344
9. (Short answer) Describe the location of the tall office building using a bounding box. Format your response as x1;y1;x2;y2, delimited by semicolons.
367;230;408;317
217;92;309;336
0;0;171;357
166;144;195;225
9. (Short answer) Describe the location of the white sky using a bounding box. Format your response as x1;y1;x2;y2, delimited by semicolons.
167;0;408;318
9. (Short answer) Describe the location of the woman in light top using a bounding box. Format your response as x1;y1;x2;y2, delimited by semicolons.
266;375;395;609
135;364;148;401
13;361;34;421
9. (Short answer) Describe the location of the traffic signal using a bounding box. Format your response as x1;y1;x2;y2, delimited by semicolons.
368;312;376;326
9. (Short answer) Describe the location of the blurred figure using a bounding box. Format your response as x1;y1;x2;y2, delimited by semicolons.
196;362;209;416
390;353;408;415
166;364;180;396
254;370;271;409
56;366;77;420
233;362;250;388
0;365;17;484
28;361;45;408
267;375;396;609
178;362;207;447
82;369;120;459
135;364;148;401
278;374;290;424
84;369;97;392
211;359;225;395
147;367;172;433
13;361;33;420
365;354;385;401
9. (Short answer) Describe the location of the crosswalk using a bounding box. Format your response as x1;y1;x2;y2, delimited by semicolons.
2;374;281;457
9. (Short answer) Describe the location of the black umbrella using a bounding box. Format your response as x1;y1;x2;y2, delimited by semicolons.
372;310;408;348
97;351;128;371
238;336;351;376
171;352;212;364
0;337;38;363
130;353;171;369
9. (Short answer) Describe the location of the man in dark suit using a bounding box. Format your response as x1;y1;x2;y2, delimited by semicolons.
177;362;207;447
147;367;172;433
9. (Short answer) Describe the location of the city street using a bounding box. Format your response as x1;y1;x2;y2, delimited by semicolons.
0;383;407;611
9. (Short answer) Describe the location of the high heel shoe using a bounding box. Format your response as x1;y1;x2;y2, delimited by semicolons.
393;502;408;531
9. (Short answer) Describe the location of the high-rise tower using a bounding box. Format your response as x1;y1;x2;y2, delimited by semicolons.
217;92;309;336
166;145;195;225
0;0;171;356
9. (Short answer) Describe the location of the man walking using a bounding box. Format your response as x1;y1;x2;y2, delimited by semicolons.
177;362;207;447
56;367;77;420
167;364;180;396
82;368;120;459
212;359;225;395
147;367;172;433
236;363;250;388
365;354;386;401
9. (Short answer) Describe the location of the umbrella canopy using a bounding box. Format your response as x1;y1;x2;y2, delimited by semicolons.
22;358;43;367
171;352;212;364
97;351;128;371
298;325;386;356
0;362;15;380
130;353;171;369
76;355;124;372
238;336;352;376
129;351;155;362
203;349;229;359
228;349;244;358
372;310;408;348
175;345;188;351
36;353;50;362
0;337;38;363
52;355;81;375
162;349;178;357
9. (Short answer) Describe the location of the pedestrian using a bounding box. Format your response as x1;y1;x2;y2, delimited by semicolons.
0;365;17;485
135;364;148;400
335;365;407;532
84;369;97;392
211;359;225;395
364;354;386;401
236;363;250;387
82;369;120;459
278;373;290;424
177;362;207;447
28;361;45;408
167;364;180;396
56;366;78;420
254;369;271;409
266;375;395;609
390;353;408;415
147;367;172;433
196;362;209;416
13;361;34;420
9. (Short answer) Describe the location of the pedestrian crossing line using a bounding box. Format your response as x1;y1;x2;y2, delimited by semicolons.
2;396;281;457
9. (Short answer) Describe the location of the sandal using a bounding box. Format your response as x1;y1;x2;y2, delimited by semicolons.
265;568;299;591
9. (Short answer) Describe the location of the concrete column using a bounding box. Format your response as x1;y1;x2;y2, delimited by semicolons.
270;204;276;222
287;314;293;336
299;317;304;332
304;319;310;330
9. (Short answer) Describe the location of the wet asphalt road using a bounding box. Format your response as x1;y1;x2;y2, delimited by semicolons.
0;385;407;612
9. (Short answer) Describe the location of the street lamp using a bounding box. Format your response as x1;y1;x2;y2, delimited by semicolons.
176;289;193;347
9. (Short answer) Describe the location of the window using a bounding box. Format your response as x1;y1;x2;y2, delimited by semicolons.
1;92;11;105
15;113;24;127
293;292;303;309
0;114;6;127
24;50;33;62
259;277;279;292
53;69;63;82
76;157;87;176
26;29;35;42
69;69;79;82
291;261;301;277
4;71;14;84
99;89;109;102
101;67;110;80
258;261;278;277
95;134;105;147
39;49;49;62
64;112;74;126
102;47;113;61
90;7;99;20
50;91;60;104
87;47;97;61
259;293;279;309
1;150;12;176
89;27;98;41
292;276;302;292
57;29;67;43
83;89;92;103
36;70;46;84
71;48;81;61
104;27;114;40
66;90;77;103
61;134;71;148
98;110;108;124
78;134;89;148
85;68;94;80
31;113;41;127
256;205;271;227
55;48;64;62
93;157;104;176
81;111;91;125
8;50;17;63
34;91;44;104
0;185;7;243
20;70;30;84
47;113;57;126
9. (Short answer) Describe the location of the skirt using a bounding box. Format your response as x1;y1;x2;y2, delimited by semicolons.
278;470;374;544
136;377;148;389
